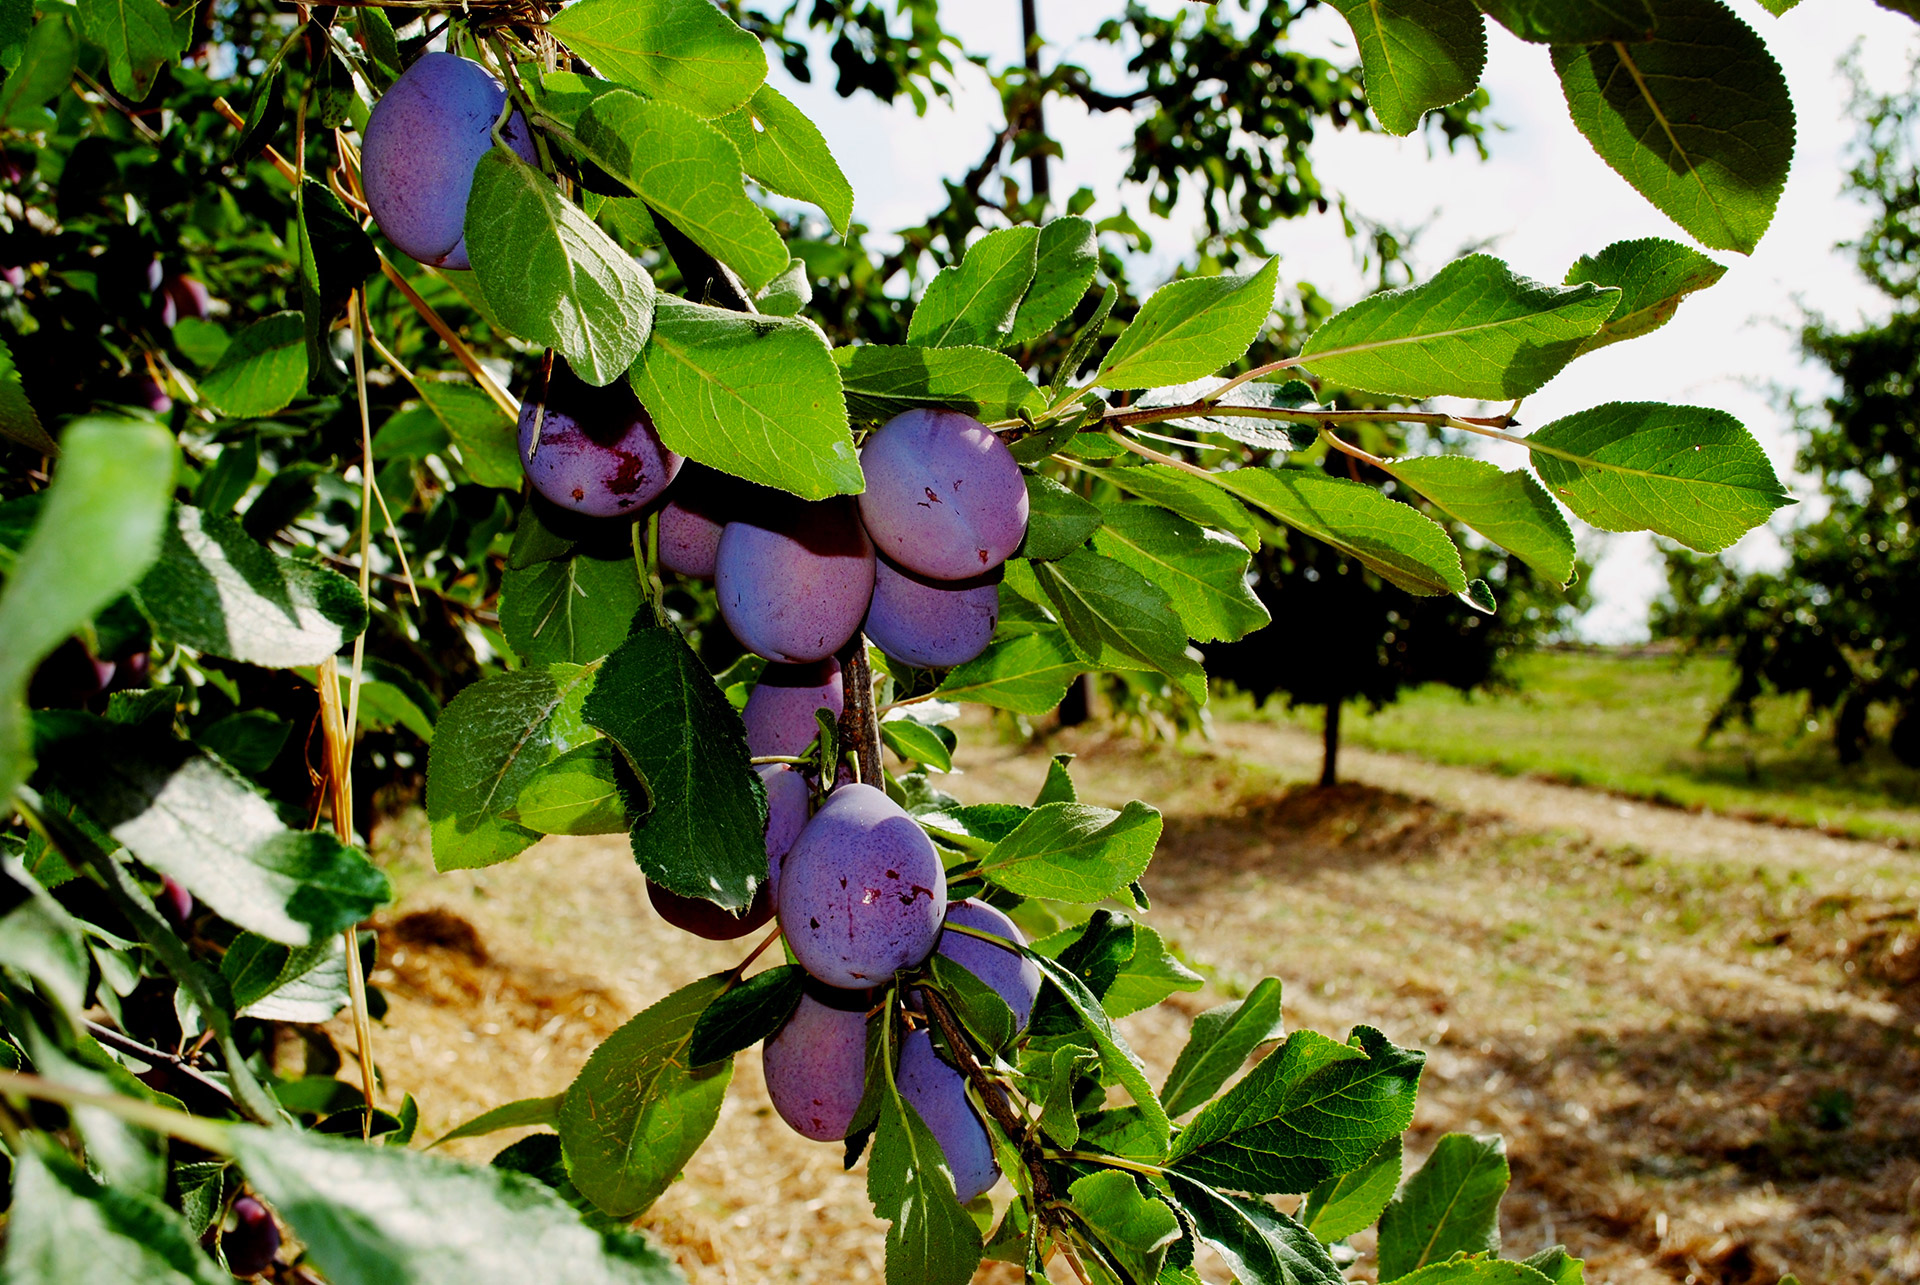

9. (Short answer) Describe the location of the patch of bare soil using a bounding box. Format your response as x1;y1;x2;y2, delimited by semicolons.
345;717;1920;1285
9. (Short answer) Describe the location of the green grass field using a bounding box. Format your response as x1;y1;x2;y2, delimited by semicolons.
1251;646;1920;845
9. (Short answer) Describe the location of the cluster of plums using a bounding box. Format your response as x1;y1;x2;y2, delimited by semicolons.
363;51;1040;1199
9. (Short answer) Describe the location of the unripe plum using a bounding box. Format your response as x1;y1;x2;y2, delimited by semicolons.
743;659;844;759
715;500;875;664
857;410;1028;581
361;52;536;270
896;1029;999;1202
222;1195;280;1276
777;783;945;989
763;987;873;1141
657;466;738;580
934;899;1040;1035
517;359;682;518
863;558;999;669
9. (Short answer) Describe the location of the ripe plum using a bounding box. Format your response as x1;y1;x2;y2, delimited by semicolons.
763;987;873;1141
742;659;844;759
934;899;1039;1034
221;1195;280;1276
857;410;1027;581
715;500;874;663
862;558;998;669
896;1029;999;1202
517;359;682;518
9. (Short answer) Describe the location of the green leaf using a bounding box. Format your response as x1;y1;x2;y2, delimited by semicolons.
2;1150;226;1285
546;0;767;119
1380;457;1576;586
1391;1262;1555;1284
1217;469;1465;596
232;1126;685;1284
222;931;350;1022
1518;1247;1585;1285
74;0;185;100
1563;237;1726;355
630;296;860;499
426;664;599;872
1099;923;1204;1019
1031;551;1207;702
576;93;789;293
1077;463;1262;551
1472;0;1653;42
1526;402;1792;553
0;335;55;455
1068;1170;1180;1284
0;866;90;1016
934;629;1087;715
1022;476;1102;561
1377;1134;1508;1281
2;8;77;122
715;84;852;234
583;627;767;909
433;1095;564;1148
835;344;1045;428
1551;0;1793;255
131;503;368;667
1027;949;1172;1154
418;382;522;488
466;151;656;386
1034;753;1076;806
1299;1136;1403;1244
687;965;805;1065
880;716;953;771
198;312;308;417
1167;1173;1343;1285
558;972;734;1218
1299;255;1616;400
1092;502;1269;642
976;801;1160;903
909;227;1041;349
928;953;1017;1052
755;260;813;317
1167;1026;1425;1195
869;1051;985;1285
1131;378;1318;452
296;178;378;396
1097;259;1278;391
500;549;642;667
514;741;628;836
33;715;391;945
0;421;174;807
1161;977;1286;1118
1330;0;1487;136
1007;217;1099;347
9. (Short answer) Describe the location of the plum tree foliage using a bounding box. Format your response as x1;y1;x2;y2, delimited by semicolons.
0;0;1833;1280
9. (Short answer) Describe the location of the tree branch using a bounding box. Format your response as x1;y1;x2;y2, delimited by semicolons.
836;637;883;787
919;987;1058;1220
650;208;757;313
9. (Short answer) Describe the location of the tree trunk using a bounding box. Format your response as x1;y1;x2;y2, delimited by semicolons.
1319;700;1341;788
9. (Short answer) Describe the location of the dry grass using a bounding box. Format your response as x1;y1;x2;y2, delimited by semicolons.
340;716;1920;1284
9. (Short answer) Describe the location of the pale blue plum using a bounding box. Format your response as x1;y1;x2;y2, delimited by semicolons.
716;500;875;664
857;410;1028;581
935;899;1040;1034
896;1029;999;1202
863;558;999;669
776;784;945;990
517;359;682;518
361;53;536;270
743;659;844;759
763;989;873;1141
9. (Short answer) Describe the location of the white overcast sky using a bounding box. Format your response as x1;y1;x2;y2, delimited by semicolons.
773;0;1920;642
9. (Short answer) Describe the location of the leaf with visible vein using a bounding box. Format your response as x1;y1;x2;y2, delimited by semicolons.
976;801;1161;903
1300;1136;1403;1244
1376;1133;1508;1281
546;0;766;118
1077;462;1262;551
1563;237;1725;355
934;629;1088;715
1026;949;1172;1154
1007;217;1099;346
1217;468;1465;596
1031;550;1207;703
1473;0;1654;42
1092;502;1269;641
1097;259;1279;390
868;1055;984;1285
835;344;1045;428
0;334;55;455
1330;0;1487;136
1166;1172;1344;1285
909;226;1041;349
1162;977;1286;1118
1381;456;1576;586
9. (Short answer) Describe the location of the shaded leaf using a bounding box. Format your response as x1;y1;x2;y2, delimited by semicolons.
1473;0;1654;42
909;227;1040;349
1377;1133;1508;1281
1299;1136;1402;1244
1069;1170;1180;1284
500;550;641;667
1162;977;1286;1118
0;334;54;455
835;344;1044;428
1563;237;1726;355
687;965;804;1065
1031;551;1207;702
1;1150;225;1285
1217;469;1464;596
1022;476;1102;562
514;741;628;836
1092;503;1268;642
868;1043;985;1285
434;1095;564;1148
1166;1172;1343;1285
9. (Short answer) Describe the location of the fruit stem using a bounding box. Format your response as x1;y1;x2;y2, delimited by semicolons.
727;923;784;982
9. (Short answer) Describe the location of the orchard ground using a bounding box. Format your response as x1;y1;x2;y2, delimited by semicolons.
348;701;1920;1285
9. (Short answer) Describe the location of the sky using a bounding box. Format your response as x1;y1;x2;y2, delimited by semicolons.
773;0;1920;642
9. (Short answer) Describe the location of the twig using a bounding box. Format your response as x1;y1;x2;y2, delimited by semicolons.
83;1020;235;1107
1317;425;1390;471
836;637;883;789
919;989;1058;1224
374;256;521;420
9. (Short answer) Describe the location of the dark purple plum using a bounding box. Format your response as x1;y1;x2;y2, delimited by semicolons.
657;466;740;580
154;876;194;931
157;274;210;328
896;1028;999;1202
934;899;1040;1034
119;373;171;414
222;1195;281;1276
857;410;1028;581
648;882;773;941
743;659;844;759
776;783;945;989
761;762;809;897
763;987;874;1140
863;558;999;669
715;500;875;664
518;358;682;518
361;52;536;270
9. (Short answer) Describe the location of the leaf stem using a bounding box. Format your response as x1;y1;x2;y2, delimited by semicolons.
726;923;784;983
373;255;521;420
1203;355;1308;404
0;1070;234;1154
1044;1148;1171;1178
1317;425;1390;471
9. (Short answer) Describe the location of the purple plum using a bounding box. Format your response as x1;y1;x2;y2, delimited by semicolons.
154;876;194;931
743;659;844;759
1;266;24;290
657;466;738;579
517;359;682;518
776;783;945;990
360;52;536;270
648;882;773;940
763;988;874;1141
157;274;210;328
857;410;1028;581
896;1028;999;1202
715;500;875;664
863;558;999;669
222;1195;280;1276
933;899;1040;1034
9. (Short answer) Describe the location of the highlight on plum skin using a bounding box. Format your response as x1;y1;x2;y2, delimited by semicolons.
856;409;1029;582
762;986;874;1141
715;499;875;664
896;1028;1000;1202
517;358;682;518
743;659;844;760
775;783;945;990
932;898;1040;1035
863;558;999;670
360;52;536;270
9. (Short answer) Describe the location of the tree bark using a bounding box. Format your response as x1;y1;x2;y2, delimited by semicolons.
1020;0;1050;200
1319;700;1341;788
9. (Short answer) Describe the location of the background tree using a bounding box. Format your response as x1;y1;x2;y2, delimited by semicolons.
1656;60;1920;768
